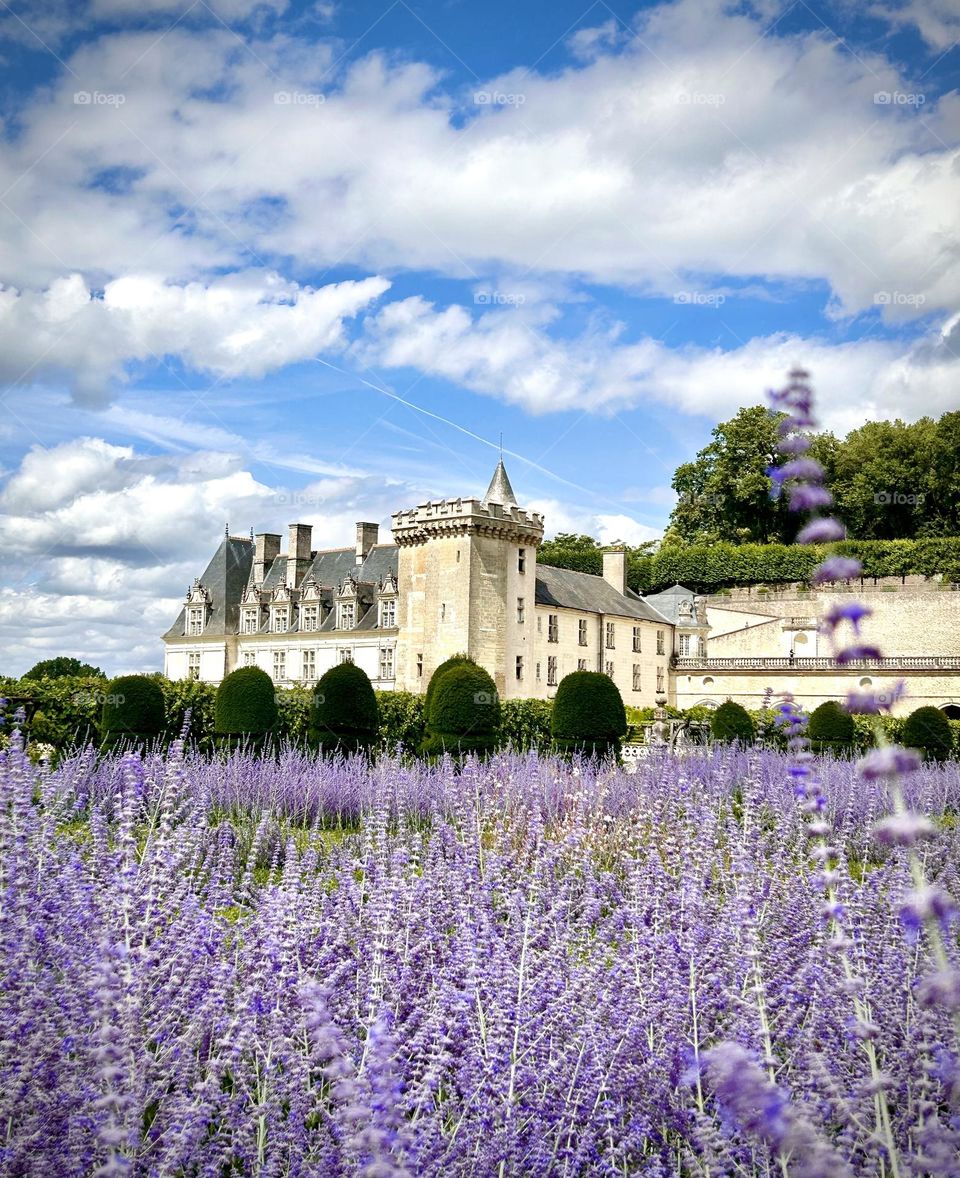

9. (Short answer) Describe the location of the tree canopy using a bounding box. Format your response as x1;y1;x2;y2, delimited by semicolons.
22;657;105;681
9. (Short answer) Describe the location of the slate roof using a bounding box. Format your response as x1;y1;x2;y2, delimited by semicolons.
163;536;254;640
166;541;399;639
483;458;518;507
643;583;696;624
535;565;672;623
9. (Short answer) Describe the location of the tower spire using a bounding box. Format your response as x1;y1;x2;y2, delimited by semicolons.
483;457;517;507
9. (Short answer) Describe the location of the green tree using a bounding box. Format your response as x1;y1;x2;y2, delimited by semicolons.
807;700;855;754
551;671;627;759
710;700;755;745
902;706;954;762
421;660;500;757
308;663;379;755
22;656;104;681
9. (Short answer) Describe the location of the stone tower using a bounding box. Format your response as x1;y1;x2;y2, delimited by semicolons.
392;459;544;698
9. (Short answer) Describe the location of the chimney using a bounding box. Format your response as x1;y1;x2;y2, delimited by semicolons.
356;521;379;566
253;532;281;585
287;523;313;589
603;549;628;596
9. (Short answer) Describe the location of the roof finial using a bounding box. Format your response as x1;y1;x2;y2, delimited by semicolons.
483;455;518;507
499;431;503;457
225;521;229;537
250;527;254;539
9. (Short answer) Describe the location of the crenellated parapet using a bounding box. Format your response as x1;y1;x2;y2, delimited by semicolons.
391;497;545;548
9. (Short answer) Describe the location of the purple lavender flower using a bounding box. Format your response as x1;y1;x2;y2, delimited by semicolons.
796;517;846;544
858;746;922;780
812;556;862;583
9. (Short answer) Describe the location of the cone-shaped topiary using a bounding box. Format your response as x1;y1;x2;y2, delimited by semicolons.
214;666;277;751
808;700;854;755
902;705;954;762
710;700;755;745
421;659;500;757
100;674;166;751
309;663;379;755
551;671;627;759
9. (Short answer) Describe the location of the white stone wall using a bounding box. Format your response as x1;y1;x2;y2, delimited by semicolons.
164;642;228;684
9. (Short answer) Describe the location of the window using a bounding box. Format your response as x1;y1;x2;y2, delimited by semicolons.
537;616;542;634
187;652;200;679
518;548;526;574
605;622;616;649
243;608;259;634
656;629;665;656
379;646;395;680
302;649;316;681
517;597;525;624
547;614;559;643
187;607;204;636
679;634;691;656
698;636;706;657
536;662;541;681
339;602;355;630
633;664;642;691
273;608;288;633
632;626;642;653
380;598;396;628
577;658;588;671
440;603;446;622
243;651;255;667
301;604;319;631
605;660;614;678
416;653;423;678
516;655;524;681
338;648;353;665
656;666;665;693
547;656;558;686
273;650;286;681
578;619;588;646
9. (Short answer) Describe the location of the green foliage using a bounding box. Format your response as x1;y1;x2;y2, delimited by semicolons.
500;698;553;750
808;700;855;754
309;663;379;754
551;671;627;758
22;656;105;681
902;706;954;762
423;661;500;756
214;667;278;737
423;654;473;717
100;675;166;749
157;676;217;749
710;700;755;745
375;691;425;752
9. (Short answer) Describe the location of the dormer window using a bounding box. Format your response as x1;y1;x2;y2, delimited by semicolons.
184;579;210;636
272;606;289;633
187;607;205;636
301;603;320;631
338;602;355;630
379;597;396;628
242;607;260;634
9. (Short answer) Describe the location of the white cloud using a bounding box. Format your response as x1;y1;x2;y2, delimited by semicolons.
869;0;960;49
0;271;389;402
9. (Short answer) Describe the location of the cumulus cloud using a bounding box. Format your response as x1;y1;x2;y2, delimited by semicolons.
1;3;956;315
0;271;389;403
362;295;960;430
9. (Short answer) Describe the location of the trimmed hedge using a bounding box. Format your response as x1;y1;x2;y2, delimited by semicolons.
710;700;755;745
500;698;553;750
423;654;473;717
309;664;379;755
808;700;855;754
422;661;500;757
539;537;960;594
551;671;627;759
902;705;954;763
100;675;165;749
214;667;277;745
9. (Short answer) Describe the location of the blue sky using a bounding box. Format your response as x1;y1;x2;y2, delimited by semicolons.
0;0;957;674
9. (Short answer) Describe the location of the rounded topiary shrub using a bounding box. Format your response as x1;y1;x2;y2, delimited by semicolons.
214;666;278;750
309;663;379;755
422;660;500;757
902;705;954;762
551;671;627;759
808;700;855;755
423;653;473;716
710;700;755;745
100;674;165;750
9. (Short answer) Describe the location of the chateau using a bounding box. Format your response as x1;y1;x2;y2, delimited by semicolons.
164;461;960;718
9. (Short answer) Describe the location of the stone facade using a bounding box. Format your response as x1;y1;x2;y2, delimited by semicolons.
162;461;960;720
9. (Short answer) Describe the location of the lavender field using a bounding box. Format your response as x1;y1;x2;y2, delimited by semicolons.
2;732;959;1177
